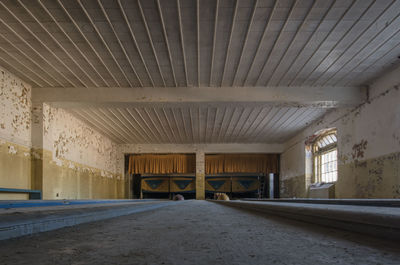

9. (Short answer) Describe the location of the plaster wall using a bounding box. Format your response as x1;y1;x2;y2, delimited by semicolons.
41;104;123;199
280;69;400;199
0;68;32;199
0;67;124;200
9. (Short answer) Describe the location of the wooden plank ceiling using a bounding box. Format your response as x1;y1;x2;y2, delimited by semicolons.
0;0;399;143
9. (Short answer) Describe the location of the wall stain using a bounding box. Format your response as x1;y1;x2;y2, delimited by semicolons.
0;68;31;141
352;139;368;160
44;104;118;174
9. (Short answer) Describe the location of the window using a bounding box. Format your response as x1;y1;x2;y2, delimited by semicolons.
313;131;337;183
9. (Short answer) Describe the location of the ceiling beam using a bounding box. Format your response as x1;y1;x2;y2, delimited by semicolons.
301;0;377;86
221;0;238;86
232;0;258;86
255;0;298;86
287;0;356;86
38;0;108;87
56;0;116;87
137;0;166;87
119;143;284;154
209;0;219;86
77;0;132;87
33;86;366;107
97;0;142;87
118;0;155;87
316;0;395;87
177;0;188;87
243;0;277;86
156;0;177;87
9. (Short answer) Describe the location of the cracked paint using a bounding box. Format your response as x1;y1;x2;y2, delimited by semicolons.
0;67;31;146
43;104;118;174
280;80;400;198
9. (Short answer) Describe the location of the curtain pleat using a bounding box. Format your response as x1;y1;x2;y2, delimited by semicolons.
129;153;279;175
205;154;279;174
128;154;195;174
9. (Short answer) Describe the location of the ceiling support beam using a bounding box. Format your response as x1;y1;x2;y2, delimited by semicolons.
38;0;108;87
137;0;166;87
209;0;219;86
0;35;56;87
196;0;201;87
0;56;40;87
33;86;366;108
177;0;188;87
300;0;377;86
328;4;400;86
114;109;149;143
19;0;99;88
156;0;177;87
97;0;143;87
286;0;356;86
139;108;165;143
265;0;319;86
232;0;258;86
233;107;257;142
220;0;238;86
119;143;284;154
118;0;155;87
275;0;336;86
0;1;82;87
243;0;277;86
0;46;46;87
57;0;118;87
316;0;395;87
238;107;265;142
255;0;298;86
78;0;133;87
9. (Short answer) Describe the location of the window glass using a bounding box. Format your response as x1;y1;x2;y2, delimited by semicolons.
313;131;337;183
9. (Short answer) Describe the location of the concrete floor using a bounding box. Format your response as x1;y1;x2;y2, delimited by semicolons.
0;200;399;265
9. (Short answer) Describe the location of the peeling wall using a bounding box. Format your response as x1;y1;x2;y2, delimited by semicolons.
0;67;31;146
0;67;125;200
0;67;32;199
280;76;400;198
41;104;123;199
43;104;118;175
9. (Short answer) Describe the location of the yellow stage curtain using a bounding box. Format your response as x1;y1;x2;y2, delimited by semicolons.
205;154;279;174
128;154;195;174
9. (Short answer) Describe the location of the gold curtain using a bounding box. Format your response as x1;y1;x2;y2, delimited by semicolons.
205;154;279;174
128;154;195;174
129;153;278;175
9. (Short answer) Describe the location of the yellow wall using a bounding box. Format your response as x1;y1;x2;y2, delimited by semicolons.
281;151;400;199
336;152;400;198
41;149;125;200
280;70;400;199
0;141;31;199
0;141;125;200
0;67;125;200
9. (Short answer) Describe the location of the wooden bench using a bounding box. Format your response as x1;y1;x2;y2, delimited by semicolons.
0;188;42;199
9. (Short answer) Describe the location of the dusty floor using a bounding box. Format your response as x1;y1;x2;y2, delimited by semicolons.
0;200;399;265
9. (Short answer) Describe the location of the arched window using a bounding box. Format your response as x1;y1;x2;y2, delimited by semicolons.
313;130;337;183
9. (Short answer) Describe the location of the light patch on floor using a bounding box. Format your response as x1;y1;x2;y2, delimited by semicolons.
0;201;399;265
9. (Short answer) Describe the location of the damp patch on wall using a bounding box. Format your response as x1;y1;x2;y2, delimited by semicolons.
43;104;119;174
0;67;31;146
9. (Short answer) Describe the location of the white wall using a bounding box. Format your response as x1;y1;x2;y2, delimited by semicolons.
43;104;119;175
0;67;31;146
280;67;400;198
0;67;32;198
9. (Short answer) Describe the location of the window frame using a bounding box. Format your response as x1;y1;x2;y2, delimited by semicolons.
312;130;338;183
